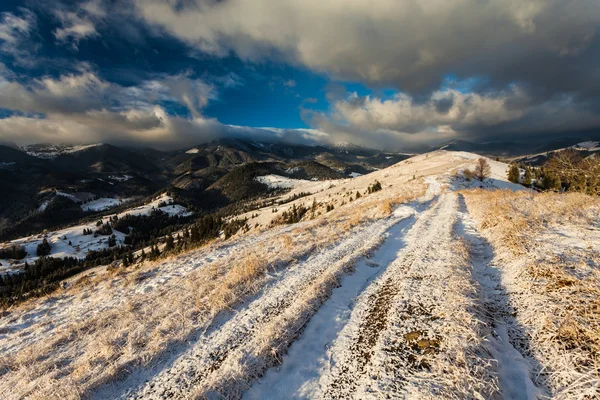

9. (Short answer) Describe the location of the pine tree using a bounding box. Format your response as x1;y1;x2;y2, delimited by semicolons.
36;238;51;256
523;168;533;187
508;164;520;183
164;233;175;251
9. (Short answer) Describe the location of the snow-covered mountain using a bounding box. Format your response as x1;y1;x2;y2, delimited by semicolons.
20;143;103;159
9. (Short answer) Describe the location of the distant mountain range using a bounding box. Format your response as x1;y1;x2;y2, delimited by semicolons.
433;135;600;157
0;139;410;239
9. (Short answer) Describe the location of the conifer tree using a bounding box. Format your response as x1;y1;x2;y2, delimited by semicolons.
523;168;533;187
508;164;520;183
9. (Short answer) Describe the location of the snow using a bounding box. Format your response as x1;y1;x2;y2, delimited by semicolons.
81;198;129;212
255;174;308;189
572;141;600;151
120;193;192;218
457;203;544;399
1;150;592;399
186;148;199;154
107;175;133;182
0;193;191;274
22;143;102;159
55;191;81;202
348;172;363;178
244;210;416;399
38;200;50;212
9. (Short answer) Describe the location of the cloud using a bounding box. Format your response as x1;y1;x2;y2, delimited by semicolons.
304;86;600;150
53;0;106;48
0;68;329;149
0;9;38;66
134;0;600;97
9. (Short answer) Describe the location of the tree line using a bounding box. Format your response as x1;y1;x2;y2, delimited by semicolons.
508;150;599;195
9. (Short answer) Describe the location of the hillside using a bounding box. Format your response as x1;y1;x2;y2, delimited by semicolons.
0;151;598;399
0;140;408;238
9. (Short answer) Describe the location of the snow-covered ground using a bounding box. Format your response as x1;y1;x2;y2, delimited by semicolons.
572;141;600;151
255;174;309;189
81;197;131;212
21;143;102;159
1;150;597;399
0;193;191;273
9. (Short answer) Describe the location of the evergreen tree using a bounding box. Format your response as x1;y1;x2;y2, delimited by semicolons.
107;234;116;247
508;164;520;183
36;238;51;256
523;168;533;187
164;233;175;251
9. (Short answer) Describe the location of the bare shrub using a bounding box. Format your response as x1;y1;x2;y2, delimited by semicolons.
463;168;475;181
474;158;491;181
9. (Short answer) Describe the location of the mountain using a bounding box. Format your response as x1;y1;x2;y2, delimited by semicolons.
6;150;599;398
0;139;412;239
52;143;161;174
435;135;600;157
509;140;600;166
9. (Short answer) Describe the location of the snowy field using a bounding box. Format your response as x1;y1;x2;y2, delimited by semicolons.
0;194;191;273
0;151;598;399
81;198;131;212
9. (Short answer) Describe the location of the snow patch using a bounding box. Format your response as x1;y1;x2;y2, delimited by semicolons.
255;175;307;189
81;198;129;212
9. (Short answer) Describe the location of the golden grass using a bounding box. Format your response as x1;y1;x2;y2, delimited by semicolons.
463;189;600;396
0;181;427;399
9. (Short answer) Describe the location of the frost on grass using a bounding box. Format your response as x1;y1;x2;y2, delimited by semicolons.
464;189;600;398
0;180;425;399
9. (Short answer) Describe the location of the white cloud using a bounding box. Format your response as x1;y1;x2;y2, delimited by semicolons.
134;0;600;93
300;86;600;150
0;10;37;66
53;0;107;47
0;69;329;149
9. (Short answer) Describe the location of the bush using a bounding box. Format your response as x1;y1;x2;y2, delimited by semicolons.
463;169;475;181
368;181;382;193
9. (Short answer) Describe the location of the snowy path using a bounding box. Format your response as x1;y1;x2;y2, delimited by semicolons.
318;193;471;398
243;212;417;399
91;203;421;399
82;192;546;400
246;193;543;399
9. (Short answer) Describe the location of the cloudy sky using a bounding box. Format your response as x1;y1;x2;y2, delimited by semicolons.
0;0;599;151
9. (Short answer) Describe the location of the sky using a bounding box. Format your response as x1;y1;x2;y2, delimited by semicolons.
0;0;599;151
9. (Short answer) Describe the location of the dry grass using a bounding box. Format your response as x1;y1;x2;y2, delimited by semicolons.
0;180;426;399
463;189;600;397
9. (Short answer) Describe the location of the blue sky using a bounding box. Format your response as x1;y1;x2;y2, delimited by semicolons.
1;1;599;150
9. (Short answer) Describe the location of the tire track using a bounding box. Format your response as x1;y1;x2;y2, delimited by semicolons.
92;205;418;399
322;194;457;399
